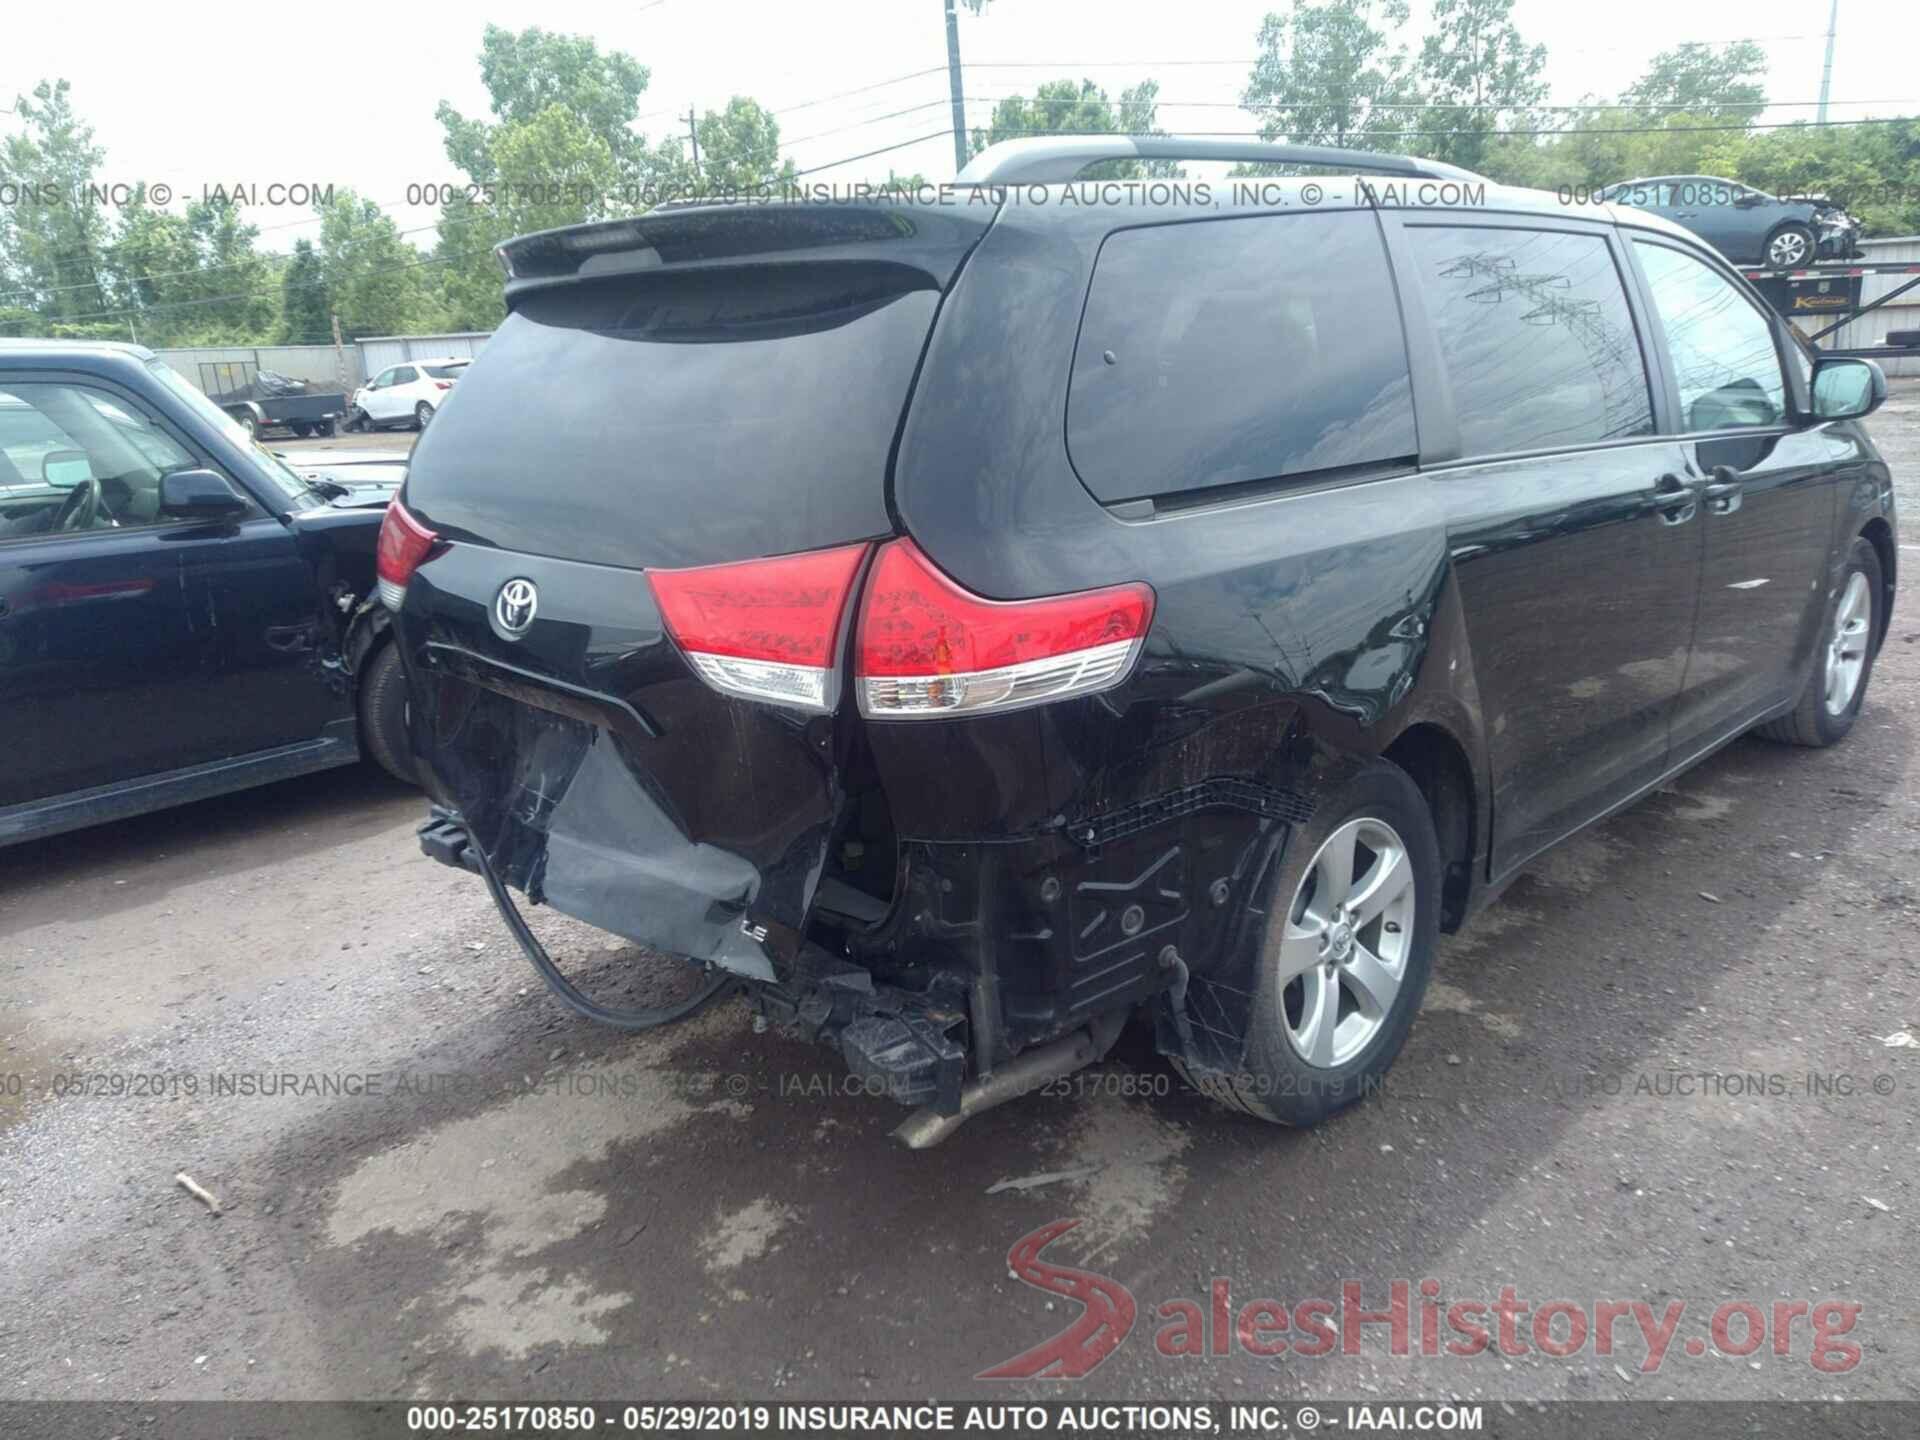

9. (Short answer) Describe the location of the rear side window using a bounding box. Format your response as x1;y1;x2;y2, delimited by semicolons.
1406;226;1653;455
1068;210;1415;503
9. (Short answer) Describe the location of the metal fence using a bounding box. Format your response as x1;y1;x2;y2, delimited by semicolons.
356;332;492;376
153;332;498;397
1819;236;1920;377
151;343;360;393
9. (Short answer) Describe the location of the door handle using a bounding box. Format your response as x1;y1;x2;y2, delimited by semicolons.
1701;466;1745;514
1651;473;1696;526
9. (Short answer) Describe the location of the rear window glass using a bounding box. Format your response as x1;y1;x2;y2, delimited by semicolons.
1067;210;1416;503
424;363;468;379
1406;226;1653;455
404;263;934;570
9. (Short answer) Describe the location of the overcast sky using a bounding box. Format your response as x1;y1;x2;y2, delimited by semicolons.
2;0;1911;249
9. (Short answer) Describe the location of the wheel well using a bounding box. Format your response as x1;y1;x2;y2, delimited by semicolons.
1383;723;1476;932
345;602;393;680
1861;517;1895;648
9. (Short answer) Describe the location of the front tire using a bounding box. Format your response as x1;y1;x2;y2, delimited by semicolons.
1178;759;1441;1126
358;640;415;783
1758;536;1883;748
1765;222;1816;269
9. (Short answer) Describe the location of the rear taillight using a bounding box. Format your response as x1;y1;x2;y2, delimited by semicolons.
376;499;442;609
434;381;452;390
648;543;869;711
854;539;1153;718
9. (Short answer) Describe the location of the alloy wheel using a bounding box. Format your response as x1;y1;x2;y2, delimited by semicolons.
1272;816;1417;1068
1769;230;1810;267
1823;571;1872;716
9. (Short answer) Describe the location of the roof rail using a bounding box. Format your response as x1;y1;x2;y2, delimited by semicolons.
955;135;1486;187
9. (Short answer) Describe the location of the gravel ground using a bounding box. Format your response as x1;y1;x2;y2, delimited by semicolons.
2;384;1917;1405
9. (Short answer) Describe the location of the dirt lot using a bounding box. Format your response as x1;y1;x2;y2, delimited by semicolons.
3;388;1917;1405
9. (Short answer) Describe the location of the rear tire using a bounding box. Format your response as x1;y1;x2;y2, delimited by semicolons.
1757;537;1882;748
1175;759;1440;1126
415;401;433;430
358;640;415;783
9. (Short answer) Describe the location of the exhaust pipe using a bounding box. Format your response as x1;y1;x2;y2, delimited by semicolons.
891;1011;1126;1149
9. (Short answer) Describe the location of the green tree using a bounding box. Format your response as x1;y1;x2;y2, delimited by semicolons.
0;80;110;324
1621;41;1768;124
94;186;276;346
970;78;1179;177
1242;0;1417;151
434;25;686;322
690;96;798;195
280;238;330;344
435;24;654;183
179;194;274;340
317;191;442;341
1412;0;1547;168
1737;117;1920;236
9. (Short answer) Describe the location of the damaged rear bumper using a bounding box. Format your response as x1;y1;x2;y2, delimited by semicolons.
420;806;969;1113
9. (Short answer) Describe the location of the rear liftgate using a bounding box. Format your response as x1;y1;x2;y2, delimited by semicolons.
390;203;1158;1141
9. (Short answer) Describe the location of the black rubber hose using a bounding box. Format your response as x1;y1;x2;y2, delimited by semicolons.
476;846;734;1031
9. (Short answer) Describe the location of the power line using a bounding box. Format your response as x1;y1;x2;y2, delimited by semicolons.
1;243;500;331
788;132;956;179
0;207;510;306
979;114;1913;143
954;36;1833;68
636;66;949;126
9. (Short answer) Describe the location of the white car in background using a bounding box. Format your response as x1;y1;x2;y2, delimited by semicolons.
349;358;470;432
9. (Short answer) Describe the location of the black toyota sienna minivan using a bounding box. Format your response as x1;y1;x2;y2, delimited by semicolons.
386;138;1897;1144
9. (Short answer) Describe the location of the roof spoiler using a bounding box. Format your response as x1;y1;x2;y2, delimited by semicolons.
493;202;992;297
956;136;1487;186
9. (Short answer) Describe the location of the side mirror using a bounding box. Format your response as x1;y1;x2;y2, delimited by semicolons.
160;468;251;521
1734;192;1763;208
1810;357;1886;421
40;449;94;489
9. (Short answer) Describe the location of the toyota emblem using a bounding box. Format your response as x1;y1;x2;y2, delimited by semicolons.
494;578;538;637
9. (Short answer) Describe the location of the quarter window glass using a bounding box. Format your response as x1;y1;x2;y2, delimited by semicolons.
1408;226;1654;454
1068;209;1416;502
1634;241;1786;430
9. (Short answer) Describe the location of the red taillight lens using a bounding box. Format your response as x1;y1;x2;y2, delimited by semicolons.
376;499;441;609
434;381;452;390
648;542;869;711
854;539;1153;717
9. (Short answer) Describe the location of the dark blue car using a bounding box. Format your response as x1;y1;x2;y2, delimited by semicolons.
0;340;415;846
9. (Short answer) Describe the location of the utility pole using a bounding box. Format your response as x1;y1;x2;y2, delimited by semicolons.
331;312;348;396
943;0;968;175
1817;0;1839;124
685;106;703;185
